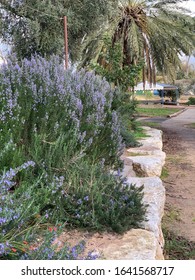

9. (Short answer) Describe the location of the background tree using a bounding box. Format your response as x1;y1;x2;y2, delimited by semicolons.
0;0;117;60
91;35;144;147
1;0;194;85
91;35;143;91
81;0;195;84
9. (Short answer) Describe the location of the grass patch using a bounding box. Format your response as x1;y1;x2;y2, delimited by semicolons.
162;207;195;260
136;107;181;117
125;151;145;157
186;123;195;129
160;167;169;180
136;119;162;129
134;127;149;139
164;206;181;223
167;155;183;165
140;121;162;128
163;228;195;260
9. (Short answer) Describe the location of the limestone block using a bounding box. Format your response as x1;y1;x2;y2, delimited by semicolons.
105;126;166;260
127;147;166;158
139;126;163;150
126;155;165;177
126;177;165;248
119;157;136;177
102;229;164;260
127;127;164;155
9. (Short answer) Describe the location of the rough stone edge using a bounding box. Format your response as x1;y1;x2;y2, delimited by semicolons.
125;126;166;259
102;126;166;260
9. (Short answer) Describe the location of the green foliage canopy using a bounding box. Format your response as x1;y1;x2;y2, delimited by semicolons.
91;35;143;91
0;0;117;60
81;0;195;83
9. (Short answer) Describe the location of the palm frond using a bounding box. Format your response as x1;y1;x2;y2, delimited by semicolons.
80;0;195;83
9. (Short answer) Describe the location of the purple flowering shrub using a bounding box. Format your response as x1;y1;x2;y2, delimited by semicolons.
0;55;123;171
0;161;36;227
0;161;36;258
0;162;99;260
19;229;99;260
40;159;147;233
0;55;147;259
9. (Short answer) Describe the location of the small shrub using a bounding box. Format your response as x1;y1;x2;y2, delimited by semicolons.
1;224;99;260
0;159;147;259
36;159;147;233
18;228;99;260
0;162;100;260
187;97;195;105
112;88;139;147
90;35;143;92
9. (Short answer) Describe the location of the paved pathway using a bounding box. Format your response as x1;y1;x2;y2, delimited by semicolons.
161;107;195;242
162;107;195;143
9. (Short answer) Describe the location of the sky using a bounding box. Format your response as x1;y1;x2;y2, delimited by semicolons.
180;0;195;65
180;0;195;15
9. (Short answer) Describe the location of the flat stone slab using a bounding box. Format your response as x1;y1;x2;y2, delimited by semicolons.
138;126;163;150
126;177;165;248
119;157;136;177
125;126;165;177
126;147;166;157
102;229;164;260
107;126;166;260
125;154;165;177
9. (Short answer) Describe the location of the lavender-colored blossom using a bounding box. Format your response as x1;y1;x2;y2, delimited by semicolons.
86;251;100;260
45;213;49;219
0;243;6;255
71;246;79;259
128;201;135;207
122;195;129;201
77;199;82;205
0;53;123;181
0;217;7;225
110;199;115;206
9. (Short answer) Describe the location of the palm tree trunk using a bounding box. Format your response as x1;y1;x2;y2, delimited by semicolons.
186;56;191;78
152;59;156;85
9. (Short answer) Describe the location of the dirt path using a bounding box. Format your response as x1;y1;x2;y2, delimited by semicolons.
160;108;195;242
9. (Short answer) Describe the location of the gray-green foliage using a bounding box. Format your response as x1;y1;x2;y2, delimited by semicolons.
0;54;147;261
0;0;117;60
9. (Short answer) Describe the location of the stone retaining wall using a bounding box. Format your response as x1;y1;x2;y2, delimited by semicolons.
103;126;166;259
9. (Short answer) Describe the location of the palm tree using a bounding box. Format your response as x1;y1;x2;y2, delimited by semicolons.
81;0;195;85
